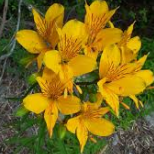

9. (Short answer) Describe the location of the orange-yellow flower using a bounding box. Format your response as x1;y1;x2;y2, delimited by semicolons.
84;0;122;59
44;19;97;93
23;68;81;137
66;95;114;153
97;44;153;116
16;3;64;69
118;22;141;63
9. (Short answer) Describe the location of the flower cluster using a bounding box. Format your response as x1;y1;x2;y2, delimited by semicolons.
16;0;154;152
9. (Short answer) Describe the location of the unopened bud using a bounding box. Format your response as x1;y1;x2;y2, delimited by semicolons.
58;124;66;140
15;106;29;117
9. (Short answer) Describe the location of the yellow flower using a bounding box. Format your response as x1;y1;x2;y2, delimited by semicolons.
66;94;114;153
128;55;154;108
44;19;97;93
84;0;122;59
16;3;64;69
97;44;153;116
23;68;81;137
118;22;142;63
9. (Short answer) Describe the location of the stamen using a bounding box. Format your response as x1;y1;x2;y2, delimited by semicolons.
38;75;65;100
64;88;68;99
59;34;83;61
76;85;82;94
121;102;130;110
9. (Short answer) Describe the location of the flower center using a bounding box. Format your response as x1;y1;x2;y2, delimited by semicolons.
59;34;83;61
106;62;136;82
82;104;102;119
39;75;65;100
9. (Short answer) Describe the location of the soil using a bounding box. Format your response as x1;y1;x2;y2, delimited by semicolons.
99;119;154;154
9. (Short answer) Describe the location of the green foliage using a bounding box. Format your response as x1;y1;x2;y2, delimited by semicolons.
6;114;107;154
0;39;10;56
15;105;29;117
0;0;4;5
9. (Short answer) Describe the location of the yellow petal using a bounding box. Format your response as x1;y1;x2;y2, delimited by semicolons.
121;36;141;64
85;1;117;31
45;3;64;24
23;93;50;114
98;107;110;115
68;55;96;77
82;94;104;111
129;95;140;109
95;28;123;51
45;3;64;48
37;52;45;70
99;44;121;78
36;77;47;93
16;30;47;54
58;19;87;41
95;93;103;107
66;116;80;133
57;95;81;115
76;121;88;153
85;118;115;136
126;21;135;36
109;76;146;96
108;21;115;28
44;102;58;137
84;46;99;60
82;101;100;112
44;50;61;74
57;19;87;61
121;46;135;64
135;54;148;70
105;8;118;24
32;8;46;40
135;70;154;86
127;36;141;54
97;78;120;116
59;64;74;81
88;0;108;15
42;67;55;81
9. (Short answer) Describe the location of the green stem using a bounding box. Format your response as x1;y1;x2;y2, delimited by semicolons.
56;128;67;154
59;139;68;154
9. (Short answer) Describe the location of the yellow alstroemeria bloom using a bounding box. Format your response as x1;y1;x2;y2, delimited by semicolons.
23;68;81;137
128;55;154;108
66;96;114;153
118;22;142;63
84;0;122;59
44;19;97;93
97;44;153;116
16;3;64;69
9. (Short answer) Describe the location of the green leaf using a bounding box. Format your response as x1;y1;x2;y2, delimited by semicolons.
27;72;41;85
19;54;36;67
0;0;4;6
14;105;29;117
89;93;97;103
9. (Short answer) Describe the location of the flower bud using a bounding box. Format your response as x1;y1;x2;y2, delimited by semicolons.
15;106;29;117
58;124;66;140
